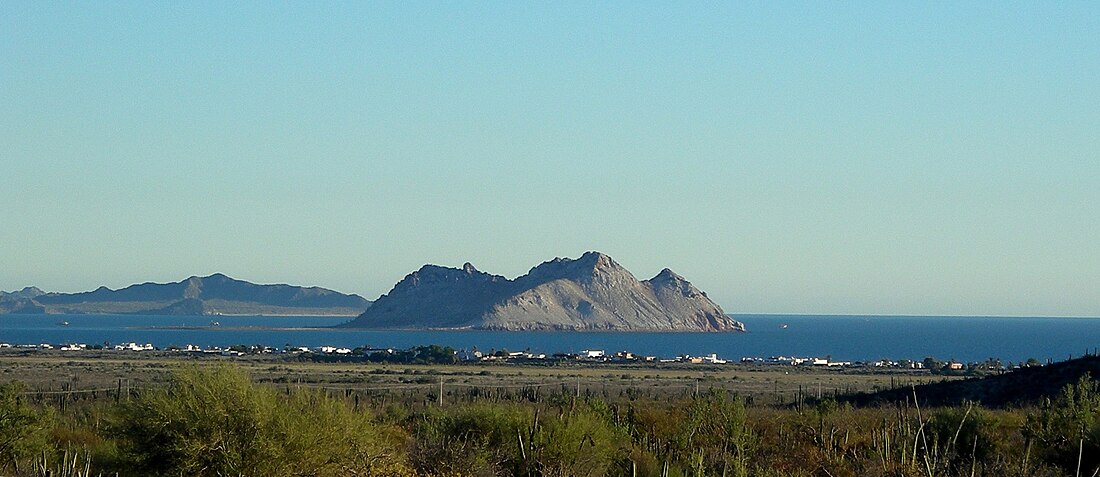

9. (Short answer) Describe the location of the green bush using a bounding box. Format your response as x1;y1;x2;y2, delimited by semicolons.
535;403;629;477
411;400;628;477
1025;375;1100;473
679;391;754;477
627;391;754;477
111;365;413;476
927;404;1006;473
0;382;52;474
411;403;532;476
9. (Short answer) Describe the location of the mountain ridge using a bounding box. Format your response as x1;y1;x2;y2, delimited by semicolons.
0;275;370;316
344;251;744;332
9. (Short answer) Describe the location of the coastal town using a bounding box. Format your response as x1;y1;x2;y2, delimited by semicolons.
0;339;1032;373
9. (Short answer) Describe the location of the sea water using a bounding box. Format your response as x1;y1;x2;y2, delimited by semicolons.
1;314;1097;363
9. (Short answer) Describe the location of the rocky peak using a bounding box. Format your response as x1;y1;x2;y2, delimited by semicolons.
565;251;623;275
651;268;684;282
403;265;457;288
521;251;635;286
647;268;704;298
395;264;504;291
5;286;45;299
580;250;614;268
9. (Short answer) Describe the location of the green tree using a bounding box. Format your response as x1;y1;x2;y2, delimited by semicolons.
922;356;942;371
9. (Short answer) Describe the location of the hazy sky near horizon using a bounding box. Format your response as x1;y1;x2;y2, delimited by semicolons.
2;2;1098;316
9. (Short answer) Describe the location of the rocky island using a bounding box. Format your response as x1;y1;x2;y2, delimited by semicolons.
343;251;744;332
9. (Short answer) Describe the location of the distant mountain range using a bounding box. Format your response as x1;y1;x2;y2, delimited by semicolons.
343;251;744;332
0;274;370;316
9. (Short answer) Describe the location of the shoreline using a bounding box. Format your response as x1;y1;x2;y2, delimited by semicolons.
132;326;338;331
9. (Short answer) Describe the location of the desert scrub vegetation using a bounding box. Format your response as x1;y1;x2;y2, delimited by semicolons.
2;364;1100;476
410;400;629;477
0;382;52;474
1025;375;1100;473
109;365;415;476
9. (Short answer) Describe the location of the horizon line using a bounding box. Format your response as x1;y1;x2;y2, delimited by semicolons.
729;312;1100;319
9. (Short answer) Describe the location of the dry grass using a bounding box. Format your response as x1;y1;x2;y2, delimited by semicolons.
0;350;957;406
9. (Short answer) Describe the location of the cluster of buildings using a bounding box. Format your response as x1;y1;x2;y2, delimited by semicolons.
739;356;853;367
868;359;927;369
457;348;731;364
0;342;265;356
0;341;403;357
1;341;156;351
734;356;1003;371
0;342;1031;373
0;342;839;368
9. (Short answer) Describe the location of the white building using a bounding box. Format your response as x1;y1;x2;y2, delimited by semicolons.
701;353;727;364
581;349;605;358
114;342;154;351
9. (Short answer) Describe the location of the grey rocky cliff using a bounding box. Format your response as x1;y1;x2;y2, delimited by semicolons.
345;252;744;332
350;263;512;329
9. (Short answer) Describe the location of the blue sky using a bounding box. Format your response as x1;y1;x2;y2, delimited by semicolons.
2;2;1097;316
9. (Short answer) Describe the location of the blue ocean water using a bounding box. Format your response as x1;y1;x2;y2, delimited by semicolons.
0;314;1097;363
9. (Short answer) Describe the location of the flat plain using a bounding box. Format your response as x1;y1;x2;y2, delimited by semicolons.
0;350;952;406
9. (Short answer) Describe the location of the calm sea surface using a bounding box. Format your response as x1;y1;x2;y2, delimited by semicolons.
1;314;1098;363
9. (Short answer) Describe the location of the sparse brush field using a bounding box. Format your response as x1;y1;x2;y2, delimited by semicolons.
0;351;945;405
1;352;1096;477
